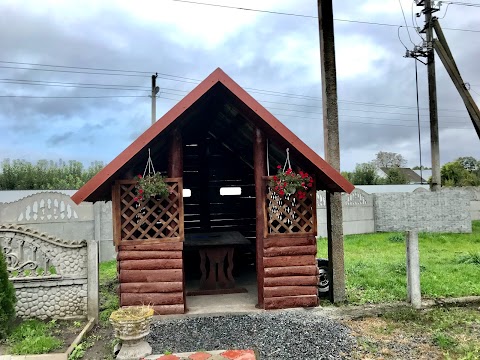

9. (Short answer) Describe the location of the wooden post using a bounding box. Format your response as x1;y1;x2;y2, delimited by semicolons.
168;129;183;178
253;127;266;308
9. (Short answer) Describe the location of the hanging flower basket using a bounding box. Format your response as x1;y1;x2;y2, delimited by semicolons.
135;173;169;202
269;165;313;200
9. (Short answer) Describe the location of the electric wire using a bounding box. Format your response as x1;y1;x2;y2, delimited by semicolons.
167;0;480;33
398;0;416;45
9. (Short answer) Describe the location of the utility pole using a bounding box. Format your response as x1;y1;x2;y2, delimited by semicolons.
318;0;345;302
424;0;441;191
151;73;159;125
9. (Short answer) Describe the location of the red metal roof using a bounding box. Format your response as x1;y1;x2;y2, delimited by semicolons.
72;68;354;204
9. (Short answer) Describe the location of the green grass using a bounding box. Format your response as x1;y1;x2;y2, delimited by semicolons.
380;307;480;359
317;220;480;304
99;260;119;324
7;320;62;355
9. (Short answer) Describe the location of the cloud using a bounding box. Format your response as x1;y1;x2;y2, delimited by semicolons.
0;0;478;171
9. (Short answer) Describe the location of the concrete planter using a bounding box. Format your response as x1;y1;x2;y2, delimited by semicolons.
110;306;154;360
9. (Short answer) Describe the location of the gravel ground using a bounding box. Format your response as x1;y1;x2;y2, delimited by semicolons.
147;310;356;360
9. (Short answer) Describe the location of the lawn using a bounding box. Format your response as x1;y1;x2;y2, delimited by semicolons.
317;221;480;304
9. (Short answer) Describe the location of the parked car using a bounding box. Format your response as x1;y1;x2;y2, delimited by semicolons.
316;258;329;297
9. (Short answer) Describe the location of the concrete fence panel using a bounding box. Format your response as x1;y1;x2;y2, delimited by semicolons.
0;224;89;319
374;190;472;233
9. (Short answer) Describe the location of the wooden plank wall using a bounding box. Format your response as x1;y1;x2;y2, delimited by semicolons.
262;235;319;310
117;242;185;315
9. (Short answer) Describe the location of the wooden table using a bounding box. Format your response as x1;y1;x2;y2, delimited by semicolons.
184;231;251;295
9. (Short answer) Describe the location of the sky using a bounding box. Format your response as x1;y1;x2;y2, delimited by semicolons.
0;0;479;171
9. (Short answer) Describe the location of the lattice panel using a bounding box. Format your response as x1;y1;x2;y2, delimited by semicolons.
119;179;184;241
265;182;316;234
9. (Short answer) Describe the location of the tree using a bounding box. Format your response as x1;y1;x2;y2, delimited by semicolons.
374;151;407;168
0;252;16;339
0;159;104;190
441;160;480;187
456;156;479;172
351;162;380;185
385;167;408;184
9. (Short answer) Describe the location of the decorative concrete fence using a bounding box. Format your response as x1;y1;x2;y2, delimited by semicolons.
317;189;375;238
0;193;99;320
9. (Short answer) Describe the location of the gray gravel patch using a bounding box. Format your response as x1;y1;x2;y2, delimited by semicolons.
147;310;356;359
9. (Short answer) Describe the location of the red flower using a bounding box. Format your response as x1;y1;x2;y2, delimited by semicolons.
273;175;278;181
138;195;143;200
301;182;305;187
277;165;282;169
139;189;144;194
134;197;139;202
137;174;142;178
279;190;285;196
308;182;313;188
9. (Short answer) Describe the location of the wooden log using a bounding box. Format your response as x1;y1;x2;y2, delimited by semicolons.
119;259;182;270
152;304;185;315
263;255;316;268
264;245;317;257
264;286;318;298
119;269;183;283
264;236;316;248
264;265;318;277
118;251;183;260
120;282;183;293
121;292;184;306
264;276;318;287
264;295;318;310
118;242;183;251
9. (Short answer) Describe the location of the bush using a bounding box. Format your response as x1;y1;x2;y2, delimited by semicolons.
0;252;16;339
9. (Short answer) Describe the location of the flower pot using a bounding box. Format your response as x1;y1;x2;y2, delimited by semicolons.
285;186;297;195
110;306;154;360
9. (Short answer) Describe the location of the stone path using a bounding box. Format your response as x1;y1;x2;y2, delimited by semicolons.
144;350;256;360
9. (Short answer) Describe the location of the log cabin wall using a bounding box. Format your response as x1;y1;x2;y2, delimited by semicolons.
113;178;186;315
261;178;319;310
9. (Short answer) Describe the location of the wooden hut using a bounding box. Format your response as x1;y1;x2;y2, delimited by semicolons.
72;68;354;315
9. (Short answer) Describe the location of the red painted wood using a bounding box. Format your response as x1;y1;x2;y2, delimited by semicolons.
264;295;318;310
253;127;266;308
119;269;183;283
121;292;184;306
119;259;182;270
71;68;353;205
264;286;318;298
263;255;316;268
263;236;316;248
118;242;183;251
117;251;183;260
152;304;185;315
264;265;318;277
263;245;317;257
264;276;318;287
120;282;183;293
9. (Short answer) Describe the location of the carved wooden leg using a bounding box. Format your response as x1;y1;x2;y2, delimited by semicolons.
198;249;209;290
225;248;235;288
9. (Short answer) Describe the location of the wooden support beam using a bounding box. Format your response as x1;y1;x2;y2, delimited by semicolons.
120;282;183;293
119;269;183;283
168;129;183;178
121;292;184;306
264;286;318;298
117;250;183;260
253;127;266;308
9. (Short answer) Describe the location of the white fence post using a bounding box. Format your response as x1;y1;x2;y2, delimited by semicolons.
406;230;421;309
